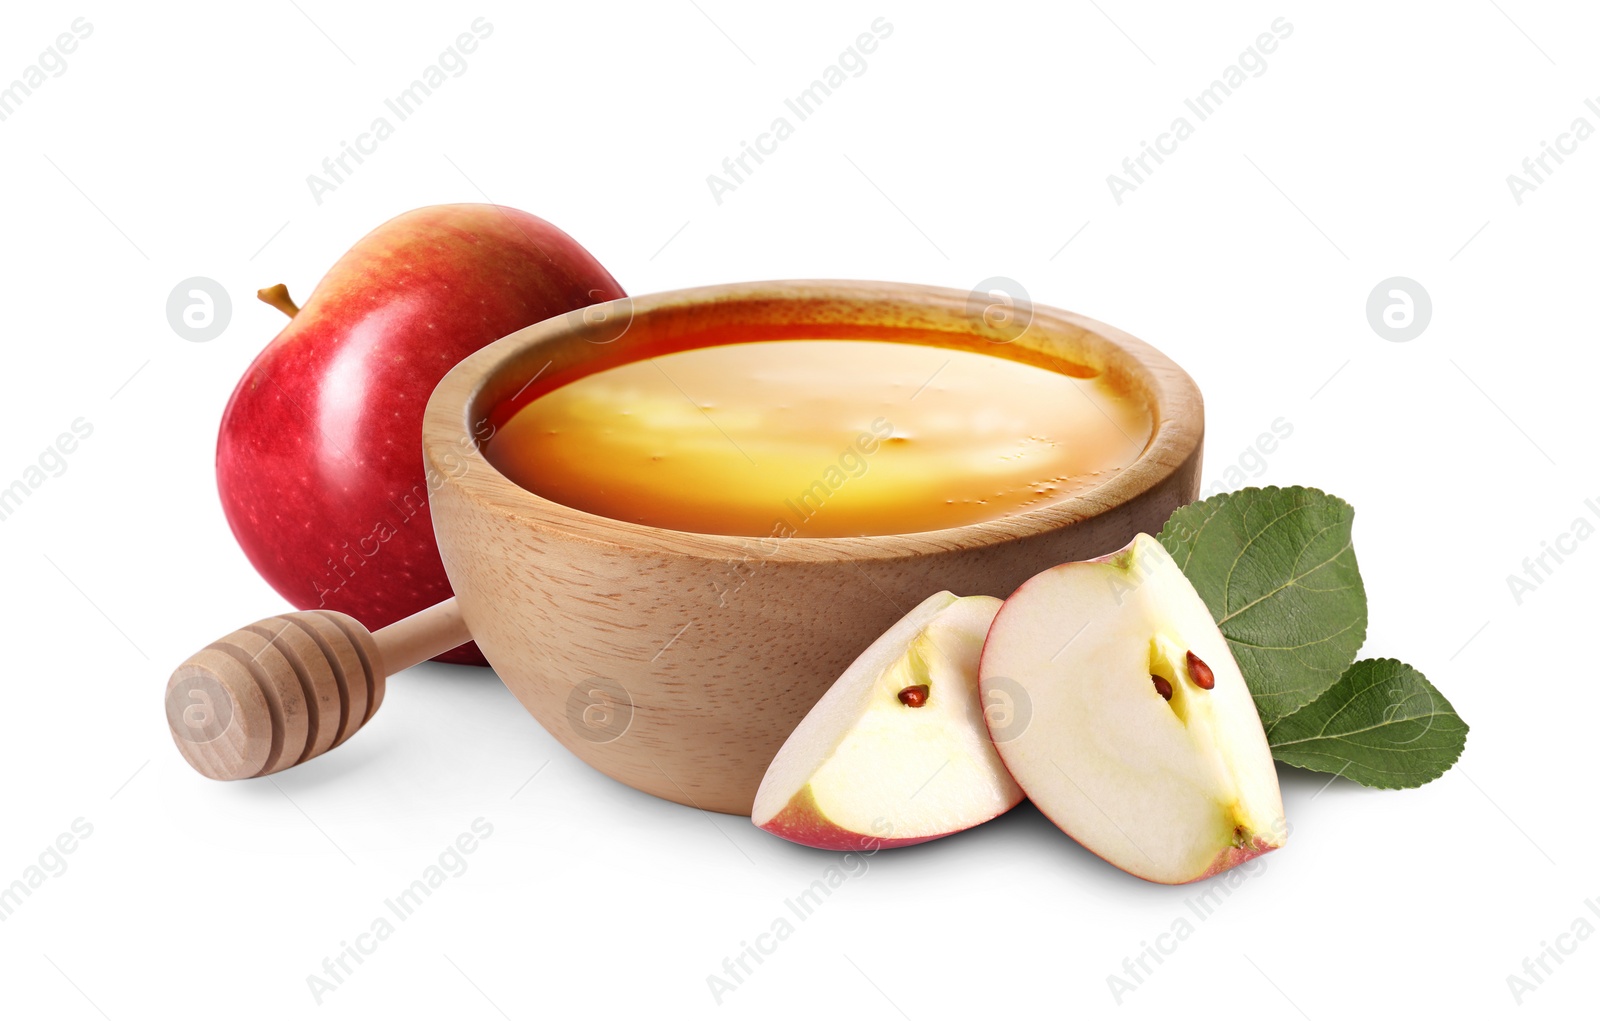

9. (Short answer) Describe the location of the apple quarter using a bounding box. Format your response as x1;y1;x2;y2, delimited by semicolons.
979;535;1286;884
753;592;1024;849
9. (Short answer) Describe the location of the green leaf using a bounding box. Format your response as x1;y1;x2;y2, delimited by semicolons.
1158;486;1367;727
1266;659;1468;789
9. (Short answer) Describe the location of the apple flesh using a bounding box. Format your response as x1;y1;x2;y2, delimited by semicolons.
753;593;1023;850
216;204;623;664
979;534;1286;883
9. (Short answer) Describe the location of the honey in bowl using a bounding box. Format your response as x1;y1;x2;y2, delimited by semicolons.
483;339;1152;538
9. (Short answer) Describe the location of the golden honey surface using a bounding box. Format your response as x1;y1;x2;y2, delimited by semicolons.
484;340;1152;537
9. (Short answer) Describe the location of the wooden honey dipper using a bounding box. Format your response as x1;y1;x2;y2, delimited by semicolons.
164;599;471;780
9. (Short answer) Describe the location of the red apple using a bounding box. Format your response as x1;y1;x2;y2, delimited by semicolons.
217;204;624;664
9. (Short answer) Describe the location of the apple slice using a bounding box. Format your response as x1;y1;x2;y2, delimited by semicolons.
979;534;1286;884
753;592;1023;850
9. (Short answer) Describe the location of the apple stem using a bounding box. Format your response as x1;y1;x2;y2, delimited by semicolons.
257;283;300;319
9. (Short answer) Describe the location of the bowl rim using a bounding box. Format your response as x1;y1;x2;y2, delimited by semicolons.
422;279;1203;564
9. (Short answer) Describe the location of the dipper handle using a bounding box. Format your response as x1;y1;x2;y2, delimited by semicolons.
165;599;471;780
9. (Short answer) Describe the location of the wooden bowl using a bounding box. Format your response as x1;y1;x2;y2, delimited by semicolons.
422;280;1203;815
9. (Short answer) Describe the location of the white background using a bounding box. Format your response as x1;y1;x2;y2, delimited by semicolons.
1;2;1594;1018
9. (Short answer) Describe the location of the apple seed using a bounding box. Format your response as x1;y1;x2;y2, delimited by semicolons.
1151;675;1174;701
897;684;931;707
1186;651;1215;690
